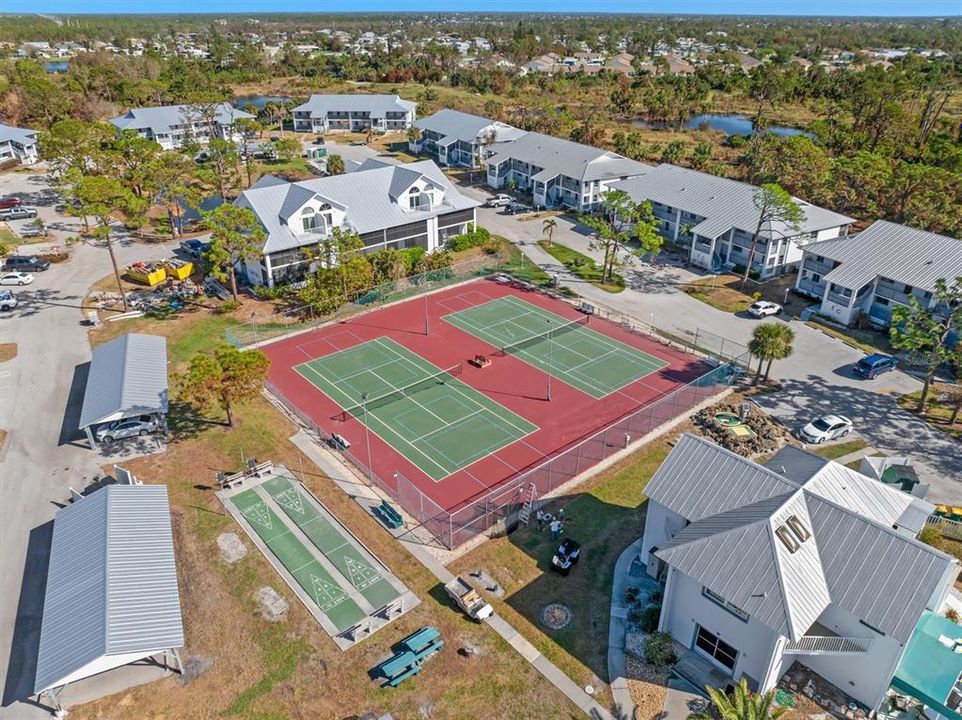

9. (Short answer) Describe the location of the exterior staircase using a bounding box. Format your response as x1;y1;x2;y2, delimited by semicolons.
517;483;537;526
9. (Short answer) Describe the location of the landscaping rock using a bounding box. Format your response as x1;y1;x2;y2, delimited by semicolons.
217;532;248;564
692;399;792;457
625;631;647;660
255;586;289;622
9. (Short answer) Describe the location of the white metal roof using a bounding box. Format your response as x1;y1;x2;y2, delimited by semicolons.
236;159;478;254
110;103;253;134
78;334;169;430
415;109;526;146
803;220;962;291
610;164;853;241
652;434;954;644
34;484;184;693
292;93;416;117
0;122;37;145
486;131;651;185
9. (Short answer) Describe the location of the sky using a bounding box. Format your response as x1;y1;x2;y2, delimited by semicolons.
5;1;961;16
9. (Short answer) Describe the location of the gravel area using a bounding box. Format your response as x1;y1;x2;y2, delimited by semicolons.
625;655;669;720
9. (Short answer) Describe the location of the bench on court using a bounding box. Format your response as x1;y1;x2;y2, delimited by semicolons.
374;500;403;529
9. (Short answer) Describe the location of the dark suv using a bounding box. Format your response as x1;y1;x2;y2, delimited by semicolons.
853;353;898;379
4;255;50;273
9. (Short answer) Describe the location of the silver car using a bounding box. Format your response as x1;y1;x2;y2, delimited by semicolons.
96;415;160;443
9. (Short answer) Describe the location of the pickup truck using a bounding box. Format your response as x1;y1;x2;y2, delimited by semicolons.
444;576;493;621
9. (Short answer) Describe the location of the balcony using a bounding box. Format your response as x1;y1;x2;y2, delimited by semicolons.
874;283;914;306
784;625;873;655
826;291;853;307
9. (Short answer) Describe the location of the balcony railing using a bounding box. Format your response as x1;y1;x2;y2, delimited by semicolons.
826;291;853;307
784;635;873;655
874;284;914;306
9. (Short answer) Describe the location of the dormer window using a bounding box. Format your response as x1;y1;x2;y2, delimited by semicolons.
301;203;333;234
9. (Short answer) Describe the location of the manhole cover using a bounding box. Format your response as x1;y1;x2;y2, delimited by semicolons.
540;603;573;630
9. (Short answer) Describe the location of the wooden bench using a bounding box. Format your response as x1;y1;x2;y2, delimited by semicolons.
374;500;403;529
468;354;491;369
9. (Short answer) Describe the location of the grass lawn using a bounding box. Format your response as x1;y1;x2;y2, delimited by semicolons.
254;156;317;182
806;317;893;356
809;438;869;461
897;387;962;441
74;308;583;720
450;431;682;703
0;343;16;363
680;274;754;314
537;240;625;293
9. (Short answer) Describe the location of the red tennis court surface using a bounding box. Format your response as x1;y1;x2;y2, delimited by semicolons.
263;277;712;518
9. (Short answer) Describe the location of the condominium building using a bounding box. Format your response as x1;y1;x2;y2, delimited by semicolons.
0;123;39;165
291;94;416;134
411;109;526;168
110;103;254;150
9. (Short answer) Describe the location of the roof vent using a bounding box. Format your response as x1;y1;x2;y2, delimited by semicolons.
775;526;800;553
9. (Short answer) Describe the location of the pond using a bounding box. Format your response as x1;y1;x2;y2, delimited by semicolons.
232;95;292;111
44;61;69;73
632;113;813;138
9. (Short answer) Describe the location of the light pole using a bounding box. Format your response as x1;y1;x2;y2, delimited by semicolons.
546;320;553;402
361;391;374;487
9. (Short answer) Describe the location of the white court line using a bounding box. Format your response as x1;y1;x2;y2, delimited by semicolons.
411;408;485;443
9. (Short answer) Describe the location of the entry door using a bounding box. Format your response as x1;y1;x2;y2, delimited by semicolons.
694;626;738;672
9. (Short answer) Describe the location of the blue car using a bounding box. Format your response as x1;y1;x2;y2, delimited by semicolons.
853;353;898;379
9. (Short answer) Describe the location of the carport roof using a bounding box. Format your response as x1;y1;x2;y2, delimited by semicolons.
78;333;169;430
34;484;184;693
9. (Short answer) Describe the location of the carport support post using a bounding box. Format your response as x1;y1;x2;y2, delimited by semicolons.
84;425;97;449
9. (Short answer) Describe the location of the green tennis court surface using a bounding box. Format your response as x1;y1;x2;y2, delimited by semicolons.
230;489;366;632
295;337;536;481
262;476;399;608
443;296;668;399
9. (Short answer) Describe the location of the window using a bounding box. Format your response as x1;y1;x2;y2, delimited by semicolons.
812;273;821;283
694;626;738;671
701;587;750;622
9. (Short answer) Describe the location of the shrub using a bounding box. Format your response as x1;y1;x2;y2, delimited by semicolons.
398;246;426;273
640;606;662;633
731;263;760;280
37;252;69;264
946;608;960;623
625;586;640;603
447;224;491;252
214;300;240;315
645;632;676;666
918;526;942;549
251;284;290;301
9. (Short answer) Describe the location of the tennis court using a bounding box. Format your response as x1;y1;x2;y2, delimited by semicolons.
443;296;668;399
295;337;537;481
229;488;367;632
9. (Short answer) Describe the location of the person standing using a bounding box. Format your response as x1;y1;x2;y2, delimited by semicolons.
549;518;561;541
535;508;545;532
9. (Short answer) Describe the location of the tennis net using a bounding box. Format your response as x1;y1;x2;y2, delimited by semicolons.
336;363;463;421
498;315;589;356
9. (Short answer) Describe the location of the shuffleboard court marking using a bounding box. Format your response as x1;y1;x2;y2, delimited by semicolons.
344;556;382;591
311;573;349;612
273;487;306;515
242;501;274;530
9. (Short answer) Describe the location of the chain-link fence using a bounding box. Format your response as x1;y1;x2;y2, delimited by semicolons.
226;254;502;348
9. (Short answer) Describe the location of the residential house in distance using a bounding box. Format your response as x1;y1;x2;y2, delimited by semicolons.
604;52;635;75
795;220;962;326
663;53;697;75
411;109;526;168
0;123;39;166
485;132;651;212
291;94;416;134
109;103;254;150
610;164;853;278
640;434;957;712
234;160;478;287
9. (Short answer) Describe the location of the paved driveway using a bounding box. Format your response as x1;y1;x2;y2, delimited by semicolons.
0;179;176;716
459;185;959;503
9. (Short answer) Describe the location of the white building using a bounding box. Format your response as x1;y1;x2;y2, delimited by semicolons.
109;103;254;150
291;94;416;134
610;164;854;278
411;109;526;168
234;160;478;288
485;132;651;212
794;220;962;327
0;123;39;166
640;434;957;710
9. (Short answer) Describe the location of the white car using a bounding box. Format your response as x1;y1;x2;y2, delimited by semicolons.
0;290;17;311
0;272;34;286
798;414;853;444
748;300;783;317
485;194;512;208
96;415;160;443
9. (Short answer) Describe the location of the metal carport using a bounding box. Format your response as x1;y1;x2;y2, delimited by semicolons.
77;333;169;447
33;484;185;711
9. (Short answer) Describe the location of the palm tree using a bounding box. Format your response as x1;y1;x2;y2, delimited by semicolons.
748;323;795;384
691;679;787;720
542;217;557;246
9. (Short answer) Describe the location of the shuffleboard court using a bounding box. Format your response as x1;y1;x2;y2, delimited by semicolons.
295;337;537;481
443;295;668;399
229;489;366;632
262;475;400;609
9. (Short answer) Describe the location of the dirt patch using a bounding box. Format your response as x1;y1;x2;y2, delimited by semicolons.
254;586;290;622
178;654;214;684
0;343;16;363
217;532;248;564
625;655;669;720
